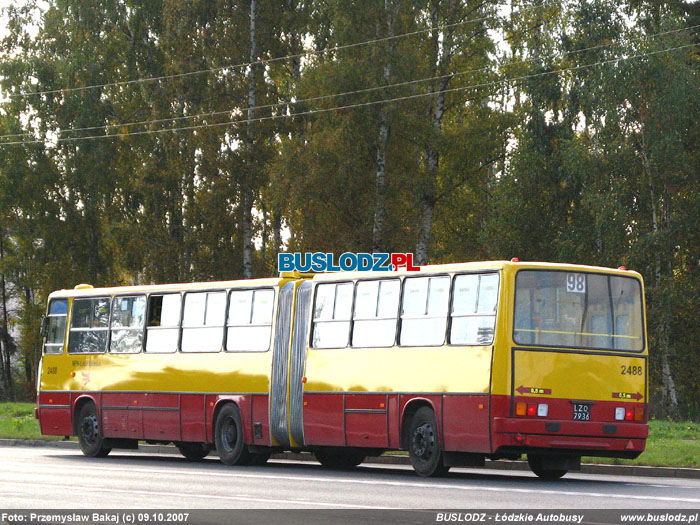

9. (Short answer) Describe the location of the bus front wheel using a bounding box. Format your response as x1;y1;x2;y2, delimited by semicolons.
77;403;111;458
527;454;568;480
407;407;450;477
214;404;251;466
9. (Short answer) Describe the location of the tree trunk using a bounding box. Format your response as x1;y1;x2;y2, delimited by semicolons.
372;0;397;253
23;286;35;385
272;210;282;266
242;0;258;280
373;113;389;253
415;0;455;266
0;230;13;400
642;146;680;419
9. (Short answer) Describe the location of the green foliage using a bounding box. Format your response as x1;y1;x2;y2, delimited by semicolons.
0;0;699;416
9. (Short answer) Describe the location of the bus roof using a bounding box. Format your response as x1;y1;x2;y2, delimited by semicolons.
47;260;642;299
309;260;642;281
48;277;286;299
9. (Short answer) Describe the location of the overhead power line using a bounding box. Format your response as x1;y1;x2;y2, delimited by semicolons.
1;24;696;142
0;42;697;147
5;1;546;100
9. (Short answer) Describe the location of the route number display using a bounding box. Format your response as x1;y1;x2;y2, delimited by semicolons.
566;273;586;293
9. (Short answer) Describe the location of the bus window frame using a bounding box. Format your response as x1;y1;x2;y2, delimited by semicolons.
225;287;276;353
67;296;111;355
512;269;647;354
310;280;355;349
43;298;69;355
350;277;401;349
180;288;228;354
398;273;452;348
109;294;147;354
447;270;500;347
144;291;183;354
310;271;501;350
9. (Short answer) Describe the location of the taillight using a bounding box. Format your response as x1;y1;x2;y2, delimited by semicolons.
634;407;644;422
625;409;633;421
517;402;548;417
615;407;626;420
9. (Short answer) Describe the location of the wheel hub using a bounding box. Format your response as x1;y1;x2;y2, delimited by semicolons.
81;414;98;445
221;418;236;452
412;423;434;458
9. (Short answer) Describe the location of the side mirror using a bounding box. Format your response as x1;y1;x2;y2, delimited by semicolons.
40;316;49;338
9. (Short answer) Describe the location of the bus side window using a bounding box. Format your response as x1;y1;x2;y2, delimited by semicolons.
146;294;181;353
44;299;68;354
226;289;274;352
110;296;146;353
352;279;399;347
312;283;353;348
68;297;110;354
400;276;449;346
181;291;226;353
450;273;499;345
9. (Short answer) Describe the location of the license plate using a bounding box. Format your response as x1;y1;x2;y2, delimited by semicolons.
572;403;591;421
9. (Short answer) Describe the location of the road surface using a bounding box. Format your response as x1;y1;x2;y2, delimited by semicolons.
1;446;699;510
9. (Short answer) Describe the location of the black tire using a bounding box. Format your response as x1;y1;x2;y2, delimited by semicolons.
315;448;366;469
528;454;568;480
176;442;209;461
214;404;251;466
407;406;450;477
76;403;111;458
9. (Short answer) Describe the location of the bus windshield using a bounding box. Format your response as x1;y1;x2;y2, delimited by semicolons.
514;270;644;352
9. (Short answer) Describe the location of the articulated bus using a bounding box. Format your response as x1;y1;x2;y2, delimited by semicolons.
37;261;648;479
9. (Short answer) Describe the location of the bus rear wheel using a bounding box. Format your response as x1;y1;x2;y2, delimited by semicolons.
214;404;251;466
315;448;366;469
527;454;568;480
407;407;450;477
175;442;209;461
77;403;111;458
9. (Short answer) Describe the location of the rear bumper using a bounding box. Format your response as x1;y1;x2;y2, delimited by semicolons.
492;417;648;457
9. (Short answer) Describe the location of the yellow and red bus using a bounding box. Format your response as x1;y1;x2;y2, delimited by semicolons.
37;261;648;479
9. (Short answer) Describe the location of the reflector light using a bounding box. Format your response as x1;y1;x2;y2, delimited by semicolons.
515;435;524;443
634;408;644;422
516;402;527;416
615;407;626;421
625;409;633;421
527;404;537;416
537;404;549;417
626;440;635;450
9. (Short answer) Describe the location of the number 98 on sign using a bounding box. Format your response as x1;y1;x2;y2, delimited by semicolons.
566;273;586;293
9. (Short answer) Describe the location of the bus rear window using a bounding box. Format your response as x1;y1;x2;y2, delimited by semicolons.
514;270;644;352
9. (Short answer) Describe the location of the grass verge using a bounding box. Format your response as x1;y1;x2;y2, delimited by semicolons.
1;403;698;467
0;402;63;441
584;420;700;469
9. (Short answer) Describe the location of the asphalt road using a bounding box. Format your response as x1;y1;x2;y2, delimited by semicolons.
2;446;700;511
